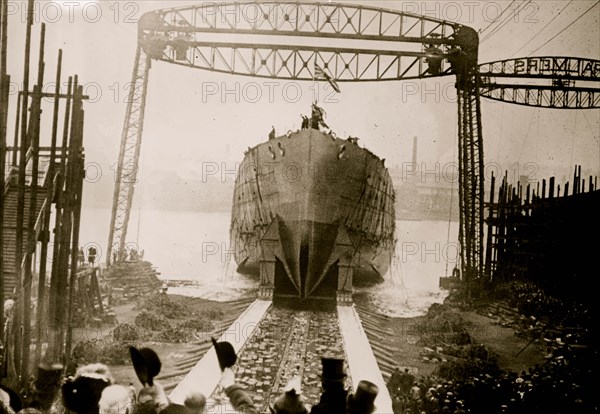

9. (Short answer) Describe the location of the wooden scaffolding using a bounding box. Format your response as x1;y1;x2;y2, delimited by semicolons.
485;166;599;304
1;0;90;391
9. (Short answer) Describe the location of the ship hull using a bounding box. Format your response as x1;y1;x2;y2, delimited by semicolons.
230;129;395;300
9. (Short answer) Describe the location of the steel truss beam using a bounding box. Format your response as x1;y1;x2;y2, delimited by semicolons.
479;57;600;109
138;2;462;81
479;86;599;109
107;46;150;264
139;2;460;41
148;41;454;81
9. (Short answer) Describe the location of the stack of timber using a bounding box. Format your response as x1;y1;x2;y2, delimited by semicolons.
103;260;163;304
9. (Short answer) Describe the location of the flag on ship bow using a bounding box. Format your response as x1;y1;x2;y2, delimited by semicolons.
314;63;341;93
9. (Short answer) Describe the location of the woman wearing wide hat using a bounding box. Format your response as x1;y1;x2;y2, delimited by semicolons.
310;357;349;414
61;363;114;414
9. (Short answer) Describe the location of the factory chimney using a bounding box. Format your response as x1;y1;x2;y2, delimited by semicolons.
412;136;418;166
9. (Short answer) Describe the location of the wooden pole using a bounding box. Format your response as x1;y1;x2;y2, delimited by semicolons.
35;49;62;367
91;269;103;315
47;77;72;363
65;82;85;365
0;0;10;350
54;76;79;365
13;0;35;381
21;22;46;387
0;0;6;78
541;179;546;200
57;79;79;365
11;91;20;166
0;75;5;366
484;173;495;281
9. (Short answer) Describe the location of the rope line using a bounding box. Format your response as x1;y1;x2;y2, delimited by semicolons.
511;0;574;57
528;1;599;55
481;0;533;44
479;0;518;35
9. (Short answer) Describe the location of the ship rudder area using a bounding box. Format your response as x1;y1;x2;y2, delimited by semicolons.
256;216;355;306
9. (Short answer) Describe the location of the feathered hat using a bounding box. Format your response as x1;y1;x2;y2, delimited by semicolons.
62;363;113;414
270;377;308;414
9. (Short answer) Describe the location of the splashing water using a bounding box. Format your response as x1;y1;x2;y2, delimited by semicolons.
80;208;457;312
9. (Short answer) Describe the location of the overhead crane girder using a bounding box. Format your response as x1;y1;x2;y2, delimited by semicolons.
138;2;461;42
479;57;600;109
136;2;466;82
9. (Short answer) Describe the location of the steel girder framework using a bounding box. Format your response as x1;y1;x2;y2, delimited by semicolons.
145;42;451;82
140;1;458;39
137;2;461;81
479;57;600;109
457;79;485;285
107;2;600;283
107;46;150;264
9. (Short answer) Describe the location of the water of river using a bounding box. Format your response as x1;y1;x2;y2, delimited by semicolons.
79;207;459;317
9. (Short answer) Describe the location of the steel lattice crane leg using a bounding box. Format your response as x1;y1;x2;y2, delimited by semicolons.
457;74;485;288
107;46;150;266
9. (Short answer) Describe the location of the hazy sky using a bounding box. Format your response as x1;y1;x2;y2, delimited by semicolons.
5;0;600;197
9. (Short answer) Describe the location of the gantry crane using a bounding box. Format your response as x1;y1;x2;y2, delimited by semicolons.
107;2;600;285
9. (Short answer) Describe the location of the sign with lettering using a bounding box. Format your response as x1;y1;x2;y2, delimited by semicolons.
511;57;600;78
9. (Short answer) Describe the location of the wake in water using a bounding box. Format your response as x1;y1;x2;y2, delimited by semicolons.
79;208;455;312
355;249;448;318
163;250;258;302
164;236;449;315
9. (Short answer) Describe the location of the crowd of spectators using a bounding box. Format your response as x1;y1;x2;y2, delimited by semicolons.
492;281;594;333
386;280;596;414
387;355;594;414
0;345;380;414
2;279;595;414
